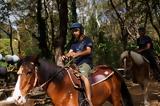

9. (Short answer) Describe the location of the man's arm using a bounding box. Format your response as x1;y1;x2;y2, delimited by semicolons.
137;43;151;53
71;47;91;58
61;47;91;60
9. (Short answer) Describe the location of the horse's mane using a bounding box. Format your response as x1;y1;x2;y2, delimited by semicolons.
20;56;65;83
38;59;65;83
121;50;144;65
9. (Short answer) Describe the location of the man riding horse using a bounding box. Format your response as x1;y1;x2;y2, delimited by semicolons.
62;22;93;106
136;27;160;82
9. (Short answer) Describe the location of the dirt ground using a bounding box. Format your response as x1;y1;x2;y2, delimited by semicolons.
103;80;160;106
0;79;160;106
127;80;160;106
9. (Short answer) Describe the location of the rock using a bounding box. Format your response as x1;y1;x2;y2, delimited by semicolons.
0;54;3;61
12;55;19;63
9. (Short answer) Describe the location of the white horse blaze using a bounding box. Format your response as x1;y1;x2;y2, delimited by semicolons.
6;75;27;105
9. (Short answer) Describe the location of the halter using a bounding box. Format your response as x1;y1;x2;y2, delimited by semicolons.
17;63;39;88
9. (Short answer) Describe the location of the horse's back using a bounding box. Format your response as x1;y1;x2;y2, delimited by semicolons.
89;65;115;85
90;65;130;106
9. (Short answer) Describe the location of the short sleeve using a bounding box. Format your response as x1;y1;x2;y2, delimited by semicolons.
85;37;93;48
145;36;152;43
70;44;76;51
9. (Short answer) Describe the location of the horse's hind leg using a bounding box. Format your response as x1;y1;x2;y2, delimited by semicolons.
110;83;122;106
111;92;122;106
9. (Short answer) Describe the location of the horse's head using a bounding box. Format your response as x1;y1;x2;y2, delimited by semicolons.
7;55;39;105
120;50;133;70
121;50;145;70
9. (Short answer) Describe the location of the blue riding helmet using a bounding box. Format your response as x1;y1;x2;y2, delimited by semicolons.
70;22;84;34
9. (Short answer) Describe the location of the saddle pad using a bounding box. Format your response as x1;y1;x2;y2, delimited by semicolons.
89;66;114;86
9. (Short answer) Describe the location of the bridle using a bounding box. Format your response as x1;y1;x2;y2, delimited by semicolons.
17;63;46;93
17;62;39;88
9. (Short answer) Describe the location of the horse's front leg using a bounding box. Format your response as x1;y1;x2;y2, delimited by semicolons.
143;81;150;106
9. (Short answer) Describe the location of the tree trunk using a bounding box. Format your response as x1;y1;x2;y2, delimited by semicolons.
110;0;128;50
146;0;160;38
9;21;14;55
55;0;68;66
37;0;50;58
70;0;77;22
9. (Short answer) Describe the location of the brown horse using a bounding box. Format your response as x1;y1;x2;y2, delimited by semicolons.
120;50;151;106
7;56;133;106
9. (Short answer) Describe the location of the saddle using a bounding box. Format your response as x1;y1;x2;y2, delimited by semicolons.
66;64;114;88
65;64;82;90
89;65;114;86
66;64;114;106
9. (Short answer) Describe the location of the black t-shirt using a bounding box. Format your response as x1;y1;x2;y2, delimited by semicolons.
137;35;153;50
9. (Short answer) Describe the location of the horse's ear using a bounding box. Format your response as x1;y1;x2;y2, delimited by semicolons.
16;55;25;68
31;55;40;66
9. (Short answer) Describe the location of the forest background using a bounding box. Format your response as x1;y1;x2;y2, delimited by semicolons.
0;0;160;68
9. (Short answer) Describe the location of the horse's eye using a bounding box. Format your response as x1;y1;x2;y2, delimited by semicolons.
27;71;32;75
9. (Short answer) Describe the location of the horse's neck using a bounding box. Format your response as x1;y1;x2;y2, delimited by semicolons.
38;60;58;81
46;71;78;105
130;53;144;65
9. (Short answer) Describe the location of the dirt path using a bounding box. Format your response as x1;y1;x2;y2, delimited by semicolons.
128;80;160;106
103;80;160;106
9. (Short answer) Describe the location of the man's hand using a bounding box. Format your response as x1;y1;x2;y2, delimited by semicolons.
61;55;69;61
68;52;80;58
61;52;80;62
136;43;151;53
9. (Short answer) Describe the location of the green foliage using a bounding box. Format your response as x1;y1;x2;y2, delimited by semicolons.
86;14;98;37
19;35;41;56
0;61;7;67
93;38;123;68
0;39;10;55
127;41;137;50
0;38;18;55
24;46;41;56
154;40;160;56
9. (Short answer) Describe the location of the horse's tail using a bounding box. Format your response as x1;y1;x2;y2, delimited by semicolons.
113;69;133;106
120;78;134;106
